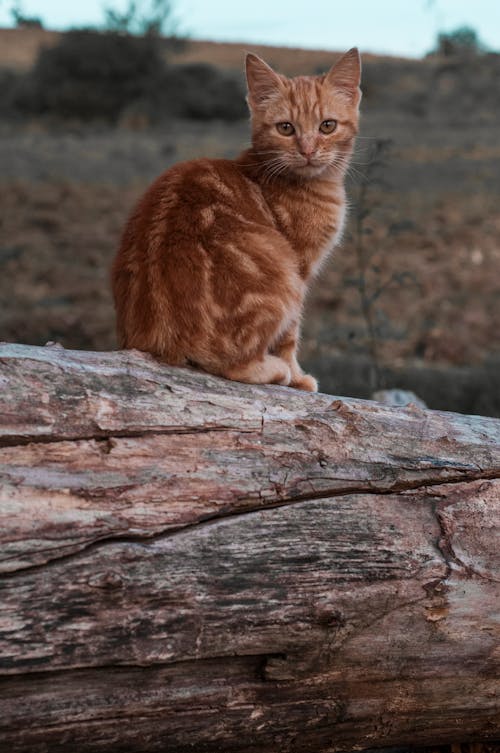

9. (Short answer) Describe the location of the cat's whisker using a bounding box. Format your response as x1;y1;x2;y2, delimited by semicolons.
329;154;368;183
344;165;367;181
330;156;349;172
348;158;375;166
238;154;288;170
261;156;284;170
346;167;368;183
238;157;284;168
260;154;290;179
336;157;368;181
263;161;287;185
266;162;291;185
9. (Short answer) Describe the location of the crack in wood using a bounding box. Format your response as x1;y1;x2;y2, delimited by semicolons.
2;472;498;579
0;425;259;449
432;499;500;584
0;651;276;682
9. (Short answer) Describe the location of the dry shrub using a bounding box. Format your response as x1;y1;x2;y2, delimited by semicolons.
154;62;246;121
24;30;165;120
2;30;246;123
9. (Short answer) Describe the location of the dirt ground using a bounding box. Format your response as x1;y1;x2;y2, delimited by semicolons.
0;33;499;415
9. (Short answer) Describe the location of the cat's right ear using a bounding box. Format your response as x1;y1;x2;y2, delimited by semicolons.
245;53;285;107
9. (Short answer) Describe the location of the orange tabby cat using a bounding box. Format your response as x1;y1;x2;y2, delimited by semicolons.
112;49;361;391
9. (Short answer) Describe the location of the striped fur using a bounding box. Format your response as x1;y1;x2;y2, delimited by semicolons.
112;49;361;391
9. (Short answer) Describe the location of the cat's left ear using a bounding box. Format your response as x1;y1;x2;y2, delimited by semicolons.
324;48;362;105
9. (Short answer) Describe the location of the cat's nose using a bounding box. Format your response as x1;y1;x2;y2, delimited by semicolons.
298;139;316;159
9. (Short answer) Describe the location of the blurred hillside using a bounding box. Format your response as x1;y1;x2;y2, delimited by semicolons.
0;27;399;73
0;28;499;417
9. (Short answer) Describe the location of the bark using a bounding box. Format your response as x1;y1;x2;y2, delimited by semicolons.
0;342;499;753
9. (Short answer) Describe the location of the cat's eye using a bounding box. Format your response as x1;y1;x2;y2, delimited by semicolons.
319;119;337;134
276;122;295;136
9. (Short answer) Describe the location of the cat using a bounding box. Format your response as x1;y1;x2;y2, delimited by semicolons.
112;48;361;392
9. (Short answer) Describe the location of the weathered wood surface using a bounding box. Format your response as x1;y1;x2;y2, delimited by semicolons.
0;343;499;752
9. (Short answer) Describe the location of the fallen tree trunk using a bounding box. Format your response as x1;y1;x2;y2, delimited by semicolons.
0;342;499;753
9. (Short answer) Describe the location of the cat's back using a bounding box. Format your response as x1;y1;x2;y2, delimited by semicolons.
119;157;273;255
112;155;300;356
113;156;283;315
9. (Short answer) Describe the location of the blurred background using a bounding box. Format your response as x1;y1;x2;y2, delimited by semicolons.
0;0;499;417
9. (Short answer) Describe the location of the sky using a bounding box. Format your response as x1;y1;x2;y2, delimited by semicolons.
1;0;499;58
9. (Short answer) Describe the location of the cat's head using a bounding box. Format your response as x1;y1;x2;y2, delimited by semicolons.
245;49;361;179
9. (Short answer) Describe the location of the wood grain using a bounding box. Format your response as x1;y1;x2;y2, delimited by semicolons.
0;343;499;752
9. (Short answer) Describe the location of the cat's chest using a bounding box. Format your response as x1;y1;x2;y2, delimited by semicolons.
272;186;346;277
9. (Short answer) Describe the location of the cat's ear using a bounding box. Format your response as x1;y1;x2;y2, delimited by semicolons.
324;48;362;104
245;53;285;107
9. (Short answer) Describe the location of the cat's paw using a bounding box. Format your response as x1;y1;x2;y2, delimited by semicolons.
268;357;292;386
291;373;318;392
225;355;291;386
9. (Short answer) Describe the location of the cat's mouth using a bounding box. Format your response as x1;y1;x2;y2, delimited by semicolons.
294;159;327;177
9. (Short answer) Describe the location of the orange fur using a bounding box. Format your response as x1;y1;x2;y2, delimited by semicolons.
112;49;361;391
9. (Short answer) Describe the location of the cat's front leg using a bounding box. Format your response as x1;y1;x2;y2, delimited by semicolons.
272;322;318;392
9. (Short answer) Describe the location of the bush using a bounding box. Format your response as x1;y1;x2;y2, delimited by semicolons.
24;30;166;121
10;0;44;28
433;26;486;57
158;63;247;120
102;0;180;37
0;69;23;118
11;30;247;123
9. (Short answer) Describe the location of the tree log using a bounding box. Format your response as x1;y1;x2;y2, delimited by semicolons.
0;343;499;753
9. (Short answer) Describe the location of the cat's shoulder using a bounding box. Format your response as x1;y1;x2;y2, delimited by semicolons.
157;156;243;182
150;156;249;194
